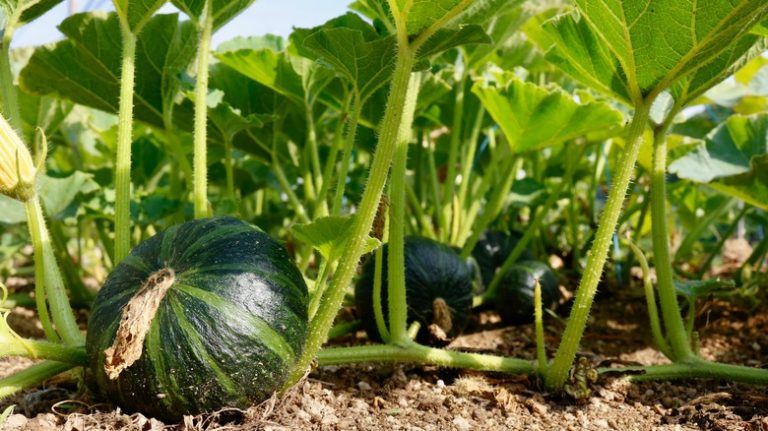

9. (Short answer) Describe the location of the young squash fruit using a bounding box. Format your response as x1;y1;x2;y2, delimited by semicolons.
494;260;559;325
355;236;474;344
471;230;534;292
86;217;308;421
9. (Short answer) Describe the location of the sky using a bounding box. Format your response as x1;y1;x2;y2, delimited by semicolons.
12;0;351;48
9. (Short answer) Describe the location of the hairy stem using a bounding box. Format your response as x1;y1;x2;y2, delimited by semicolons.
114;23;138;263
192;2;214;218
317;341;535;375
545;104;651;390
282;44;417;391
388;75;419;342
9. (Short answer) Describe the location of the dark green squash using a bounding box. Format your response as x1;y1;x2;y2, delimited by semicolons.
494;260;559;325
471;230;534;292
355;236;473;343
86;217;308;421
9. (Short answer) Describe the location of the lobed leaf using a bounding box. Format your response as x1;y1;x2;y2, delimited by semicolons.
19;12;198;129
531;1;768;106
669;113;768;210
473;74;624;153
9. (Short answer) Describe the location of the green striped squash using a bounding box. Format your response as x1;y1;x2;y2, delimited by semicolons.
86;217;308;421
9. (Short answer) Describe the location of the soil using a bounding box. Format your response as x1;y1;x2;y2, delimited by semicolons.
2;272;768;431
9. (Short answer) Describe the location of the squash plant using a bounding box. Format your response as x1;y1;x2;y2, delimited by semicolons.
1;0;768;422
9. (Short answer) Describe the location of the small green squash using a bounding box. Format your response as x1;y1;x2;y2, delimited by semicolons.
471;230;534;292
355;236;474;343
86;217;308;421
494;260;559;325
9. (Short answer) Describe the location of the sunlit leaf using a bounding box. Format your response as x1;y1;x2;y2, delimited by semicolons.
19;12;197;129
669;113;768;210
531;2;768;105
473;74;624;153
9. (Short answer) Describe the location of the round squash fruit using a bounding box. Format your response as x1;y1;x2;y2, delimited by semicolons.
471;230;534;292
494;260;559;325
355;236;473;344
86;217;308;421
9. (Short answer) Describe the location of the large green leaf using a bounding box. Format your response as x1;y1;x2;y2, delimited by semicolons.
19;12;198;129
525;10;632;105
112;0;166;33
531;2;768;105
171;0;256;30
669;113;768;210
574;0;768;98
0;0;63;26
473;74;624;153
295;13;394;103
215;48;305;105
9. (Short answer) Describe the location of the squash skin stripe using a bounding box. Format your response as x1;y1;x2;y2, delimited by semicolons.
174;282;295;363
144;308;176;410
178;262;306;305
86;217;308;420
176;223;255;263
167;297;248;405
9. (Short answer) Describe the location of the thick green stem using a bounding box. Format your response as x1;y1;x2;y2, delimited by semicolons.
282;46;417;391
601;358;768;384
0;31;22;132
2;338;86;365
331;97;362;215
545;104;651;390
388;76;419;342
317;341;535;375
651;122;694;361
0;361;76;400
114;24;138;263
192;2;214;218
25;197;82;345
